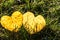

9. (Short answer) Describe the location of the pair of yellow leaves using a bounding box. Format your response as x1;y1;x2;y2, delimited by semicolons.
0;11;46;34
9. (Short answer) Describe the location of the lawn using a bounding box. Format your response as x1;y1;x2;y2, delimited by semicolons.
0;0;60;40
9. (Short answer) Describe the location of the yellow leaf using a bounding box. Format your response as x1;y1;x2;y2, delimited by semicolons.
23;12;46;34
1;11;23;32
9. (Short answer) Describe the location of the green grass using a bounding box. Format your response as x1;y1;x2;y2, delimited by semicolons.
0;0;60;40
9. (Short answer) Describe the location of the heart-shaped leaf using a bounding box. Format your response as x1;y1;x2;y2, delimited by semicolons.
1;11;23;32
23;12;46;34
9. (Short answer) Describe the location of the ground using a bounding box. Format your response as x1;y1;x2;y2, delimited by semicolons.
0;0;60;40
